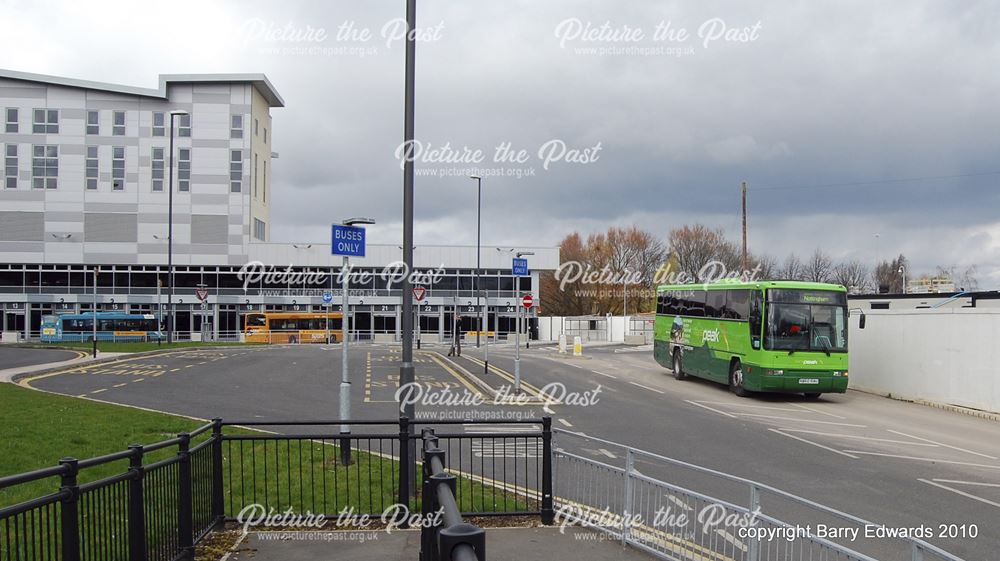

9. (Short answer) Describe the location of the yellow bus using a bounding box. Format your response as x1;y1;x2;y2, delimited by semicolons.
244;312;344;344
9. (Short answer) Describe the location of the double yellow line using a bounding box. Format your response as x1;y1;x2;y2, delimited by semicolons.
461;356;557;405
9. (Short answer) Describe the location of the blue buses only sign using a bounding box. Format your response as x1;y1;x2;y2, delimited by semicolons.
331;224;366;257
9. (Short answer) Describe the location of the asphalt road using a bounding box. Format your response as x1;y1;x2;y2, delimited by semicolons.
21;343;999;560
0;346;83;369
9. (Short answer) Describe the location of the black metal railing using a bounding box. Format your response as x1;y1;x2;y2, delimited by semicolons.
0;417;552;561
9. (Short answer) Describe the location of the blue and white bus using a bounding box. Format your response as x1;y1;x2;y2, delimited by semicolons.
41;312;164;342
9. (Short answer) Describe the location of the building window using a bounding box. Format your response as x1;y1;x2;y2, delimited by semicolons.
31;145;58;189
5;108;18;133
178;114;191;137
152;112;165;137
112;146;125;190
87;111;99;135
263;127;267;144
254;118;259;136
178;148;190;191
254;218;266;241
113;111;126;136
230;115;243;139
151;147;164;191
4;144;17;189
32;109;58;134
85;146;98;190
253;153;258;198
262;160;267;203
230;150;242;192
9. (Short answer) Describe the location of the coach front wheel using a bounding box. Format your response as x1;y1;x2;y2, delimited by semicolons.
729;360;750;397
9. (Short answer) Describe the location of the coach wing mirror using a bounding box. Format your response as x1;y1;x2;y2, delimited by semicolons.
850;308;866;329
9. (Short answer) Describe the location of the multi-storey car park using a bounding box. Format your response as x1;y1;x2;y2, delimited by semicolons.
0;69;558;342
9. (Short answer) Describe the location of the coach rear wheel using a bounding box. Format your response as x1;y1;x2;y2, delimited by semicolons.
672;349;687;380
729;360;749;397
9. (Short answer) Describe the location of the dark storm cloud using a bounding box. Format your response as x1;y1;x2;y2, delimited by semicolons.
4;0;999;283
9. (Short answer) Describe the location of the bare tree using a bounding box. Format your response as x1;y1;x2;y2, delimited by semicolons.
749;253;778;280
540;226;667;316
832;260;871;293
934;265;979;291
872;254;908;293
803;249;834;283
668;224;740;281
778;254;804;280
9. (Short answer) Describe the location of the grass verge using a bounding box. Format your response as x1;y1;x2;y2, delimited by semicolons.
1;384;532;514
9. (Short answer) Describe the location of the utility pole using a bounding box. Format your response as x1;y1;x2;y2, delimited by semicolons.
741;181;748;270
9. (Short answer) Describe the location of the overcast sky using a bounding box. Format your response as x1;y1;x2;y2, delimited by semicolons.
4;0;1000;286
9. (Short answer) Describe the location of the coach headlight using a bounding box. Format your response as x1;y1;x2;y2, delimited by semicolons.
833;371;845;377
768;369;783;375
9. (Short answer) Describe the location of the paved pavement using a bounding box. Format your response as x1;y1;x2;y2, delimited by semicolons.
16;342;999;559
231;526;654;561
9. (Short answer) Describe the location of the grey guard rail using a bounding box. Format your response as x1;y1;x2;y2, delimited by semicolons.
420;427;486;561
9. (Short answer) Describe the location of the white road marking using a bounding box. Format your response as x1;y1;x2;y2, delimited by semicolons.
113;383;127;388
715;529;749;552
592;370;618;379
738;413;866;427
695;401;803;413
886;429;998;460
769;429;859;459
463;424;539;433
598;448;617;459
568;363;585;369
685;400;737;419
932;479;1000;488
557;419;573;428
843;451;1000;470
665;494;694;511
628;381;664;394
791;403;848;420
779;429;939;447
918;479;1000;509
91;388;107;394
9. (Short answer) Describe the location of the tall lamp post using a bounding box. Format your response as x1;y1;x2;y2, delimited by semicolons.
468;175;482;348
400;0;418;497
166;109;189;344
899;265;906;295
339;218;375;466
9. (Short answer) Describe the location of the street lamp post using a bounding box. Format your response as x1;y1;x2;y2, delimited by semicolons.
899;265;906;295
401;0;418;497
338;218;375;466
469;175;482;348
166;109;189;344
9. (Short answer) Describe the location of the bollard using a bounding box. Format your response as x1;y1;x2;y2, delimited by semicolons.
558;334;567;354
573;336;582;357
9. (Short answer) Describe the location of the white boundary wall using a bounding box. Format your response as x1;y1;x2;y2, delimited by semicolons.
536;315;639;343
849;309;1000;414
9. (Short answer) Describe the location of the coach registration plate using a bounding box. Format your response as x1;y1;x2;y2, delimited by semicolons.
799;378;820;385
